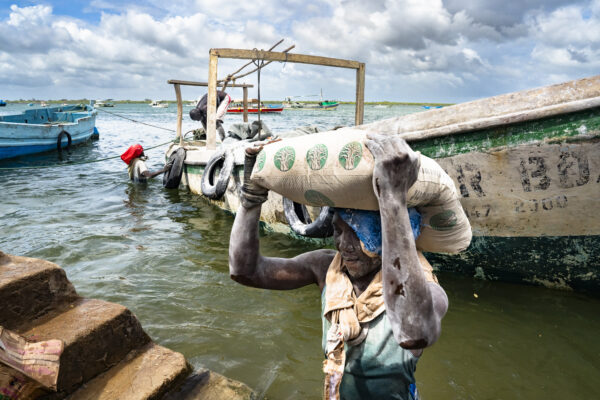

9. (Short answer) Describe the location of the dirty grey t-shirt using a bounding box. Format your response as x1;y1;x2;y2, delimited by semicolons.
128;158;149;182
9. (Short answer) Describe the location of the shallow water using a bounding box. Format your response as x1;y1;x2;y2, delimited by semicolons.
1;103;599;399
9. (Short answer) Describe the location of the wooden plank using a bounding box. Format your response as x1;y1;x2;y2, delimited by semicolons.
211;49;362;70
355;63;365;125
231;45;296;81
363;75;600;140
174;84;183;146
206;53;218;150
433;140;600;237
167;79;253;88
243;87;248;123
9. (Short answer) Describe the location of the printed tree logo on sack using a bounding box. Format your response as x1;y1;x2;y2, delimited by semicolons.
339;141;363;170
256;151;266;172
274;146;296;172
306;144;328;170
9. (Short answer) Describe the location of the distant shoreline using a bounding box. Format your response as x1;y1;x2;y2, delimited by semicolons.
6;100;454;107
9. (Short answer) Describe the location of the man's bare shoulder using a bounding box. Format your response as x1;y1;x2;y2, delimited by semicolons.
291;248;336;264
291;249;336;288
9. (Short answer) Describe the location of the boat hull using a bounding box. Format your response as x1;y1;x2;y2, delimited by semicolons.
227;107;283;114
0;105;97;160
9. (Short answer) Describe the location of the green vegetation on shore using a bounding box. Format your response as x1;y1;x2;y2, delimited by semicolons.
8;99;453;107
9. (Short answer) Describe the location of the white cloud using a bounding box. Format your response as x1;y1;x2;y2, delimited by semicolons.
0;1;598;102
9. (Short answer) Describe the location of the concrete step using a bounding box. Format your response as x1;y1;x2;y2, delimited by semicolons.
67;343;190;400
16;298;150;396
0;251;78;330
163;369;257;400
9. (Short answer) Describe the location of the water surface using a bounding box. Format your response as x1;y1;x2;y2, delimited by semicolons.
1;103;598;399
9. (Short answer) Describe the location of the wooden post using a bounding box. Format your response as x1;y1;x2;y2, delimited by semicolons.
174;83;183;146
243;87;248;123
207;51;218;150
355;63;365;126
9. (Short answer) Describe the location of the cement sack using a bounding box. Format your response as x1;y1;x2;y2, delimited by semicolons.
251;128;471;254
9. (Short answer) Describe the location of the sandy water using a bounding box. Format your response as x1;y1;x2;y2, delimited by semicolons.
1;103;599;399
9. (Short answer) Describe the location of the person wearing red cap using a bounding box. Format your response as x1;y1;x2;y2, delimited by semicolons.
121;144;171;183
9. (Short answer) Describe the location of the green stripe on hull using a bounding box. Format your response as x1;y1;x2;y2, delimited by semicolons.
425;235;600;293
411;108;600;158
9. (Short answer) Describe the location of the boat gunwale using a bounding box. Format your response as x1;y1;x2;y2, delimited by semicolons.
362;75;600;142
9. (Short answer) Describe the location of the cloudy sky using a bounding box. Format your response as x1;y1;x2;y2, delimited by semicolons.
1;0;599;103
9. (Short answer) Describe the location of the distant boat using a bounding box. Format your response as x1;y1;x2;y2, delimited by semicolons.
283;90;339;110
0;100;6;107
150;100;168;108
374;104;389;109
40;102;48;107
95;99;115;107
227;100;283;114
0;103;98;160
28;103;35;106
422;105;444;109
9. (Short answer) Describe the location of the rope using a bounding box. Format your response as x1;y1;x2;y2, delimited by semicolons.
95;107;175;132
0;139;176;170
252;48;266;126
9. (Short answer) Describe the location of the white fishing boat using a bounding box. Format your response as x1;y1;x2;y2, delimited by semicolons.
95;99;115;107
163;49;600;292
150;100;168;108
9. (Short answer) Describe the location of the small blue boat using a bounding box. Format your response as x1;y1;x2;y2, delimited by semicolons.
0;100;6;107
0;103;97;160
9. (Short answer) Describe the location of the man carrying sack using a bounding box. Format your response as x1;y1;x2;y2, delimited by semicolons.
189;90;231;141
229;133;449;399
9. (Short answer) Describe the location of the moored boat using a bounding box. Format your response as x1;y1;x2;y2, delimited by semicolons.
0;100;6;107
150;100;168;108
95;99;115;107
0;103;98;160
166;75;600;292
227;99;283;114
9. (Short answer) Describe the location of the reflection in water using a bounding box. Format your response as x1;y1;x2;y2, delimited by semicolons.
0;104;598;399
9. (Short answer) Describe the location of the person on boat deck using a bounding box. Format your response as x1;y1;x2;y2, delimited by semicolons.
121;144;171;183
189;90;231;141
229;134;448;400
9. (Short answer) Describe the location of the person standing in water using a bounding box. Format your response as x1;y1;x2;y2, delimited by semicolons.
121;144;171;183
189;90;231;141
228;133;448;399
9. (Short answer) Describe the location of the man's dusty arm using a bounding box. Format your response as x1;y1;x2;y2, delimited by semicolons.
228;148;334;290
365;133;448;350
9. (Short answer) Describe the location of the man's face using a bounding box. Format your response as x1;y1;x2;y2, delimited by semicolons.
332;213;381;280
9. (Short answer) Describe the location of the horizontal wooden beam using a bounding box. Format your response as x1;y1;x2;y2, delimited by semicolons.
167;79;253;88
210;49;363;70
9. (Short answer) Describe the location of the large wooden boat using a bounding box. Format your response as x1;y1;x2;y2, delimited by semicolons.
0;103;97;160
166;54;599;291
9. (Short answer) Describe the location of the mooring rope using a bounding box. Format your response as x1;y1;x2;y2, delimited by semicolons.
252;48;266;125
0;139;176;170
95;107;176;132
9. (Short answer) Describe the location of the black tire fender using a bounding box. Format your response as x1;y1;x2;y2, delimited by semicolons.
283;197;334;238
57;130;72;154
201;149;234;199
163;148;186;189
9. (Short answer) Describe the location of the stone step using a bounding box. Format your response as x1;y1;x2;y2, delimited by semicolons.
15;298;150;396
67;343;190;400
0;251;78;329
163;369;257;400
